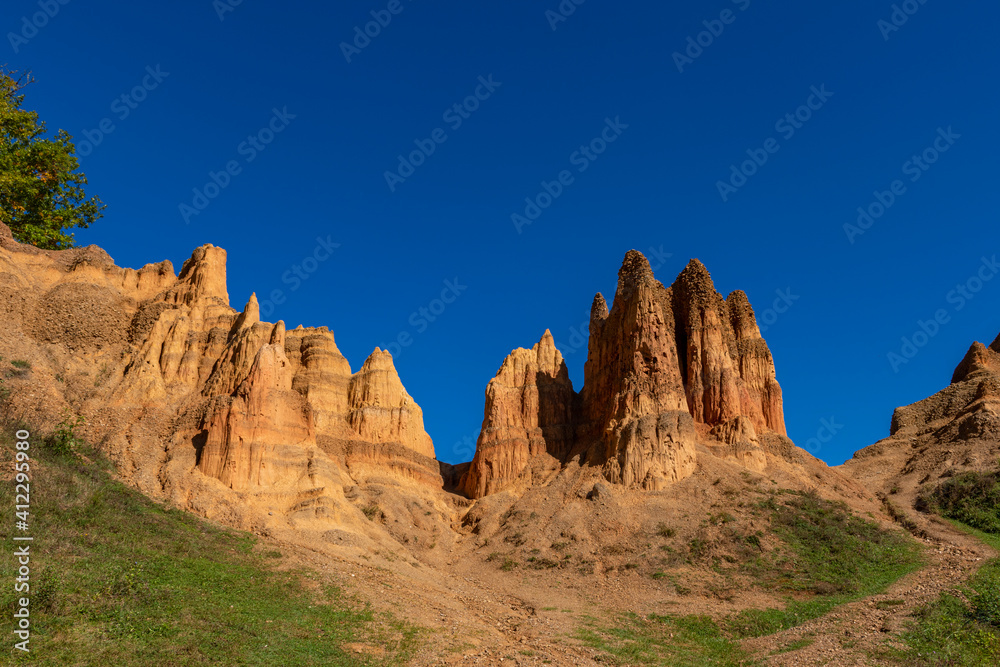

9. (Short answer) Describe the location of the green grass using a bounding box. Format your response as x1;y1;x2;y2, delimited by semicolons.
727;492;923;638
888;524;1000;665
886;474;1000;666
0;425;421;665
919;470;1000;535
583;492;925;664
576;613;759;666
770;637;813;655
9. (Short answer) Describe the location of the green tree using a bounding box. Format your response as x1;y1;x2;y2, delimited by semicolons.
0;67;104;249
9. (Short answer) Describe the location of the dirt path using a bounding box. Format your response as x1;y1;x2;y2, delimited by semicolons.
742;513;997;666
270;538;605;666
263;501;997;666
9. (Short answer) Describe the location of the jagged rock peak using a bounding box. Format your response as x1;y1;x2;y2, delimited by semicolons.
231;293;260;334
493;331;572;389
674;258;718;301
618;249;654;281
360;347;394;373
952;341;1000;384
172;244;229;306
462;254;790;499
615;250;657;301
591;293;609;320
270;320;285;346
459;331;576;498
590;293;609;337
726;290;762;340
533;329;565;376
991;331;1000;353
348;348;436;459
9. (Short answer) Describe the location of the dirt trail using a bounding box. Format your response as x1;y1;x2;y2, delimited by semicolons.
271;538;605;666
257;486;1000;667
743;513;997;666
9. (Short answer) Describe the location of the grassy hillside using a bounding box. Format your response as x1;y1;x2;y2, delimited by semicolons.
576;491;924;665
0;420;421;666
887;471;1000;666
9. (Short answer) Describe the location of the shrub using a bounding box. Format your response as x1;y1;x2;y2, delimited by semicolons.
361;504;384;522
971;586;1000;628
49;411;86;456
920;471;1000;535
504;532;526;546
526;557;559;570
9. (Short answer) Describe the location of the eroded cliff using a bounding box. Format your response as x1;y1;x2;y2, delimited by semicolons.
460;251;794;498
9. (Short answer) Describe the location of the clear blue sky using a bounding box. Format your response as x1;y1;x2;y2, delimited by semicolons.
6;0;998;465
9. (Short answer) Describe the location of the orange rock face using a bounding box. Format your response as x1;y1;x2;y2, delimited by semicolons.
0;223;442;519
461;331;575;498
952;340;1000;384
347;349;435;459
199;341;315;491
843;328;1000;500
1;219;802;516
462;251;790;497
580;251;696;490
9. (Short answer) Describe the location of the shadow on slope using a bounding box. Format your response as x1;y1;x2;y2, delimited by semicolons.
0;416;422;666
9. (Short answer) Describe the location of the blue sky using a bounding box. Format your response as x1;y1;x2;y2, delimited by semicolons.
5;0;998;465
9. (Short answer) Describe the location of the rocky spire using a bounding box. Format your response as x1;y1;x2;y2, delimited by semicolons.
459;331;576;498
347;349;436;459
464;250;790;496
169;244;229;307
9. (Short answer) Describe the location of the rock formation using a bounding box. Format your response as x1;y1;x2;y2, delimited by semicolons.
843;328;1000;498
0;219;837;548
460;251;791;498
0;221;443;541
579;252;697;491
341;348;443;487
199;338;315;491
347;349;435;459
461;331;576;498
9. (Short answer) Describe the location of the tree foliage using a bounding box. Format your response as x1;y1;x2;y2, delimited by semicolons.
0;67;104;249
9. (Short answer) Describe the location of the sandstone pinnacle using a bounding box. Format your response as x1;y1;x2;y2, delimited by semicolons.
464;252;788;497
